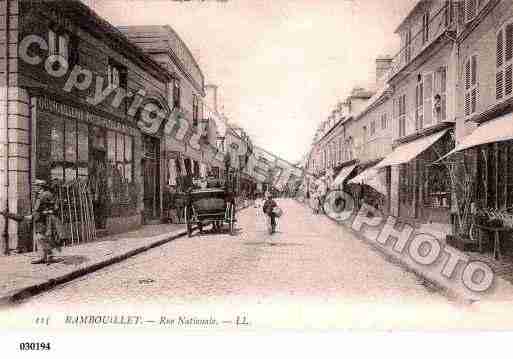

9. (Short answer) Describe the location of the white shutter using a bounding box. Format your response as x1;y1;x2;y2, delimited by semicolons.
464;59;471;116
423;73;433;125
506;24;513;99
497;29;504;100
465;0;477;23
506;64;513;97
506;24;513;62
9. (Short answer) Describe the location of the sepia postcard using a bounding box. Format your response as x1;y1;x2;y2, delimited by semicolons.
2;0;513;356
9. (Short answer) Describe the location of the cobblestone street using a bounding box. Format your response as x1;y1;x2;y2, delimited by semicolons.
8;199;505;330
11;199;439;303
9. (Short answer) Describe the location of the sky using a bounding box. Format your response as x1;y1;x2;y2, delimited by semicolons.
83;0;417;163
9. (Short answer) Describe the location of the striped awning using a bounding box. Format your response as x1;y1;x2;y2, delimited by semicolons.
331;164;357;187
348;166;387;195
437;113;513;161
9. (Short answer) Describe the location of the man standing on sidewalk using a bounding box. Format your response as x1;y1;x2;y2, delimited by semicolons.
1;179;62;264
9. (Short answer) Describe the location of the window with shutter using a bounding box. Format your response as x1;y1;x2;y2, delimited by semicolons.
471;55;478;114
398;94;406;137
465;55;478;117
404;29;412;64
497;24;513;102
424;73;433;126
415;81;423;130
422;12;429;44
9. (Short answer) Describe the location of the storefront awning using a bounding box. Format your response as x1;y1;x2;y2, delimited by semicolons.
376;129;449;168
331;164;357;187
437;113;513;161
348;166;387;195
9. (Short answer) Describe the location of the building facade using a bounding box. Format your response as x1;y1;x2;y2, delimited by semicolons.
119;25;211;217
380;0;457;231
1;0;176;253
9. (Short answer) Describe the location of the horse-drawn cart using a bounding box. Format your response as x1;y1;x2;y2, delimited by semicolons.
184;188;236;237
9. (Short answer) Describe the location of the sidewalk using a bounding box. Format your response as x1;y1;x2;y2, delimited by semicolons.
295;199;513;303
0;202;253;305
0;223;188;305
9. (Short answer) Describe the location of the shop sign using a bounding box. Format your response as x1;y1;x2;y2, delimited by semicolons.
38;97;138;136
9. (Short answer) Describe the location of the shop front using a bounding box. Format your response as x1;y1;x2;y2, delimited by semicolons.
377;125;454;226
34;96;142;240
439;114;513;258
348;161;390;214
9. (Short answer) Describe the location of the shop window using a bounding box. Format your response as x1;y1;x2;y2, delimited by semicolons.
381;113;387;130
464;55;478;116
496;24;513;101
107;131;133;183
423;156;451;209
49;118;88;181
399;162;415;206
477;141;513;209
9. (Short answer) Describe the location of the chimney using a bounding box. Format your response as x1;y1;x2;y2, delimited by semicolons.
205;84;218;113
375;56;393;86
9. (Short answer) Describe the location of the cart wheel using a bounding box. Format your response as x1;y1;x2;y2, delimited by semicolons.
185;206;192;237
229;204;235;236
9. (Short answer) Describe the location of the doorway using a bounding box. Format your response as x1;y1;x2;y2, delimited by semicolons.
142;135;161;221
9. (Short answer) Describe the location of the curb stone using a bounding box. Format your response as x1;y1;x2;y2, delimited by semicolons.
295;199;474;304
0;205;252;306
0;229;188;306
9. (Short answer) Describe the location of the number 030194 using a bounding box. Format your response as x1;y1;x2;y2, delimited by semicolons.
19;342;51;351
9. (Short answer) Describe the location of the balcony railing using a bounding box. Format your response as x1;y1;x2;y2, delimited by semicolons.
387;1;454;81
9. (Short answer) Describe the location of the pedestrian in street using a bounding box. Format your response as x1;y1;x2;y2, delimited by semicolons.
1;179;63;264
263;191;279;235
